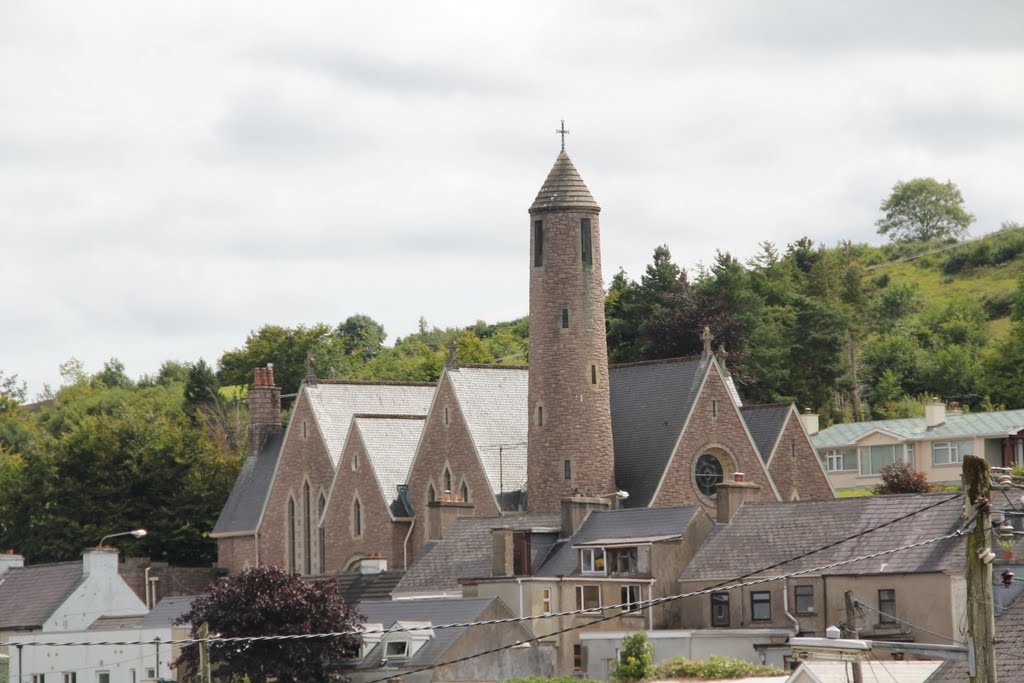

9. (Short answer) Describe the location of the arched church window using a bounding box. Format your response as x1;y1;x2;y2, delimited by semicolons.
303;482;312;575
444;468;453;494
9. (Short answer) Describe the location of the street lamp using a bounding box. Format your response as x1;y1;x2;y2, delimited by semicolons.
98;528;147;547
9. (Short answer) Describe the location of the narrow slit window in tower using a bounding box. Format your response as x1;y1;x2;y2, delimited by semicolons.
581;218;592;266
534;221;544;266
564;459;572;480
537;405;544;426
562;308;569;328
712;400;718;418
591;364;597;385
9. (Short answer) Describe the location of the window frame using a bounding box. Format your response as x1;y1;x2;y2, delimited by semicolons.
794;585;815;615
711;592;730;627
384;640;409;659
859;444;910;476
542;587;553;615
621;584;642;612
750;590;772;622
581;218;593;266
932;440;973;466
580;547;606;575
878;589;897;624
821;448;856;472
607;547;638;575
352;497;363;538
576;584;601;613
534;220;544;267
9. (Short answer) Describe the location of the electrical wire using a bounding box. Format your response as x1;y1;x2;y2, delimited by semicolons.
854;601;962;644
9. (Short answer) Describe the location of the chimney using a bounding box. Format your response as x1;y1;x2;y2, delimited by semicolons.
359;553;388;575
560;495;611;539
83;547;120;576
248;363;282;456
427;497;474;540
925;398;946;428
716;473;762;523
491;527;514;577
799;408;819;436
0;549;24;575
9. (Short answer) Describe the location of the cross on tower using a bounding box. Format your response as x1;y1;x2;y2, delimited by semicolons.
556;119;570;151
701;326;713;359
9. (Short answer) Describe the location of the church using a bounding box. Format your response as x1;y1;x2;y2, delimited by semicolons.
211;143;834;576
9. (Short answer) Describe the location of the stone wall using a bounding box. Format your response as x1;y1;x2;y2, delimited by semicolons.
767;410;835;501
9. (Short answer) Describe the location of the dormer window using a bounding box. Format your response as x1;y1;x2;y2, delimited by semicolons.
581;547;605;574
385;640;409;659
608;547;638;575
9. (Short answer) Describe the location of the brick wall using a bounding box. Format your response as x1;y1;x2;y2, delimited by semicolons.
767;411;835;501
121;557;220;605
215;535;257;574
527;206;615;512
653;365;779;517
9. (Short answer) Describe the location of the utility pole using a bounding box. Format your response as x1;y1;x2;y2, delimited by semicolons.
199;621;212;683
964;455;997;683
843;590;864;683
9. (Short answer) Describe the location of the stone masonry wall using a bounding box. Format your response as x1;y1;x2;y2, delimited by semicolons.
527;207;615;512
653;365;779;518
767;411;835;501
214;535;257;574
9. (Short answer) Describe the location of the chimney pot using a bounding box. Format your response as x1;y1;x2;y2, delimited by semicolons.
267;365;275;386
733;472;745;483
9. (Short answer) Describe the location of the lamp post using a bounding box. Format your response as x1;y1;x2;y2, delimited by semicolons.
98;528;147;547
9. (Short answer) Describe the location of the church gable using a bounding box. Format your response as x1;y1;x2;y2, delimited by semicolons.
765;408;835;501
651;362;779;516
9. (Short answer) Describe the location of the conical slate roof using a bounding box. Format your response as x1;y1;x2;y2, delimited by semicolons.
530;150;600;213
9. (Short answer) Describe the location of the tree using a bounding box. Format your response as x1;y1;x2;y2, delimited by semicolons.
218;324;347;394
336;314;387;361
876;178;975;243
873;462;934;494
611;632;655;683
175;566;363;683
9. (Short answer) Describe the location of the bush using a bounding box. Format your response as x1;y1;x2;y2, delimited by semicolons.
611;632;655;683
655;655;786;680
873;461;935;494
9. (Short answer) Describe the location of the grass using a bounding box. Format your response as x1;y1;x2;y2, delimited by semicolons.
836;487;874;498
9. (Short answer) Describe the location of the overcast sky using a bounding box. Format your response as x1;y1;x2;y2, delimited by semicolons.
3;1;1023;397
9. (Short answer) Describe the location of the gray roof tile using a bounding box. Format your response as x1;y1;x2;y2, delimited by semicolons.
928;591;1024;682
0;561;86;629
680;493;964;581
354;415;426;517
448;366;529;505
740;404;792;463
609;357;710;507
212;431;284;535
812;408;1024;450
141;595;199;628
305;382;436;469
530;150;600;213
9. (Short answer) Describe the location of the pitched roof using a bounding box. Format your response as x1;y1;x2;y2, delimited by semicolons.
330;571;406;605
529;150;600;213
393;514;560;596
741;404;792;463
304;381;436;469
609;357;710;507
357;597;508;668
537;506;703;576
927;591;1024;683
211;431;284;535
88;614;145;631
812;408;1024;449
0;561;86;629
354;415;426;517
680;493;964;581
447;365;529;507
799;660;941;683
141;595;198;628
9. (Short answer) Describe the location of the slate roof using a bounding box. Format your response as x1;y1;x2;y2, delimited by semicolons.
530;150;600;213
211;431;284;535
927;590;1024;683
741;404;792;463
304;381;436;469
0;561;86;629
680;493;964;581
355;415;426;518
609;357;710;507
141;595;198;628
393;514;560;596
88;614;145;630
537;506;703;576
800;660;941;683
448;365;529;508
812;408;1024;450
356;597;510;669
329;571;406;605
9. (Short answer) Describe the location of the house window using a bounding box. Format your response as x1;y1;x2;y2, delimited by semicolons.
820;449;856;472
318;493;327;573
878;589;896;623
751;591;772;621
573;644;584;672
581;218;593;266
303;482;312;575
534;220;543;267
576;585;601;612
794;585;815;615
621;584;642;612
385;640;409;659
62;675;76;683
145;670;155;680
933;440;973;466
513;531;532;575
542;588;553;614
711;592;730;627
562;307;569;328
32;676;46;683
695;453;725;496
98;673;111;683
287;496;297;573
859;444;908;476
564;458;572;480
581;548;605;574
352;498;363;538
608;547;638;575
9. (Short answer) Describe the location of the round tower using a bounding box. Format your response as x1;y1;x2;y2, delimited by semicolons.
526;147;616;513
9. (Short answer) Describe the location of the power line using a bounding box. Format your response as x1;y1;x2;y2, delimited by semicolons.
854;601;962;644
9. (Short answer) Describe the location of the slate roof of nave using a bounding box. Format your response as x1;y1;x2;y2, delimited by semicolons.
740;404;792;463
680;492;964;581
211;430;284;535
609;356;710;508
530;150;600;213
304;381;436;469
447;365;529;505
354;415;426;517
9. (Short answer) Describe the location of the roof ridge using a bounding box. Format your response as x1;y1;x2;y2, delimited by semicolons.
741;402;793;410
454;364;528;370
306;379;436;387
353;413;427;420
610;355;705;369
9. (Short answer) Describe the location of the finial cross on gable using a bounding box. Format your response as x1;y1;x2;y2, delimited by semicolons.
556;119;570;151
701;326;713;359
